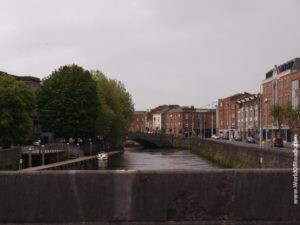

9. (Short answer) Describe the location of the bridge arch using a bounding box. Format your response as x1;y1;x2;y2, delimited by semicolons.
125;133;173;149
126;138;159;149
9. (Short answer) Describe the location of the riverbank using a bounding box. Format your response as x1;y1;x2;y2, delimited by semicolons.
173;137;294;168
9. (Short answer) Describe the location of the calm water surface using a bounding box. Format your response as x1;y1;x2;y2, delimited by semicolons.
92;148;219;170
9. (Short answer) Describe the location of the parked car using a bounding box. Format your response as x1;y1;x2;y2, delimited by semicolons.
221;134;229;140
234;136;242;141
272;138;283;147
211;134;220;139
246;137;256;143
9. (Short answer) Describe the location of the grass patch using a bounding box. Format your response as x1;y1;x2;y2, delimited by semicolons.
190;147;241;168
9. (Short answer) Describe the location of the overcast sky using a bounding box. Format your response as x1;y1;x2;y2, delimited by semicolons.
1;0;300;110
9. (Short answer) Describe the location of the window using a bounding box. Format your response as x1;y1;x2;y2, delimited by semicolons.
292;80;299;109
185;114;189;119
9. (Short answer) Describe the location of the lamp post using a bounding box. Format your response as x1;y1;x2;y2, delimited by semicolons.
41;144;45;165
67;142;70;159
265;98;269;146
28;147;32;168
211;108;214;137
89;141;92;156
259;91;262;148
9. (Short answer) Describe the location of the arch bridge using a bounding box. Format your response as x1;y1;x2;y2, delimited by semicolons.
126;133;174;148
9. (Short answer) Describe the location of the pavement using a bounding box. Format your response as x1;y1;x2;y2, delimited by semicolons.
211;138;295;153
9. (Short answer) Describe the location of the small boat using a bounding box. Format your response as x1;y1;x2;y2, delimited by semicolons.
97;152;108;160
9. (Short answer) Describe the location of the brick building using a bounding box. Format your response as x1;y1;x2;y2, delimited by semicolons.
128;111;148;133
261;58;300;141
147;105;179;133
217;92;251;139
236;94;260;140
166;106;216;137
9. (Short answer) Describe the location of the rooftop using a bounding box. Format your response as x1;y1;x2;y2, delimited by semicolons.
0;71;40;83
265;57;300;80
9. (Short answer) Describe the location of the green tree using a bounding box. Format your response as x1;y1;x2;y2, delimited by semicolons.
0;74;35;148
270;103;285;138
283;103;300;137
92;71;134;142
37;65;99;140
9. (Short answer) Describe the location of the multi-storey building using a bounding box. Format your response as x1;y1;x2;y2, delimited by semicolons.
128;111;148;133
148;105;179;133
217;92;251;139
261;58;300;141
236;94;260;140
166;106;216;137
195;108;216;138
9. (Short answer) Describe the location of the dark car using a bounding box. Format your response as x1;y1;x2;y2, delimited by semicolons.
234;136;242;141
272;138;283;147
222;134;229;140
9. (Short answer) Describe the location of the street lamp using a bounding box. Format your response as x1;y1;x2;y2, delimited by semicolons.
211;108;214;137
265;98;269;146
259;88;262;148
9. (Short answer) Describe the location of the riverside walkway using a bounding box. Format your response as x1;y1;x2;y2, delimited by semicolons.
21;151;123;171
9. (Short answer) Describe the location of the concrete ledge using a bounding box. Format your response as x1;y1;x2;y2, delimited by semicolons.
0;170;299;223
1;222;300;225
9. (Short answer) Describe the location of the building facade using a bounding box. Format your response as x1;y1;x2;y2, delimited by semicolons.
217;92;251;139
236;94;260;140
147;105;179;133
166;106;216;137
261;58;300;141
128;111;148;133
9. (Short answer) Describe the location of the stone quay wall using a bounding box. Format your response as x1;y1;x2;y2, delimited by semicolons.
173;137;295;168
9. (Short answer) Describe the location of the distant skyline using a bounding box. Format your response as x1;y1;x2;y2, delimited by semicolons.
1;0;300;110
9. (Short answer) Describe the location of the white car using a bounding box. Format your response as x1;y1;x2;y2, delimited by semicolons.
211;134;220;139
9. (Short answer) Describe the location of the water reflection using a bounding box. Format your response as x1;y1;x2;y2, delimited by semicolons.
63;149;219;170
102;148;219;170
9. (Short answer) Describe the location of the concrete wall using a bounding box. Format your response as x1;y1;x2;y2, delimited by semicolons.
0;170;299;224
173;137;295;168
0;147;20;167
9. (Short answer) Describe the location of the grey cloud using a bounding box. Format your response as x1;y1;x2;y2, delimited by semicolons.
0;0;300;110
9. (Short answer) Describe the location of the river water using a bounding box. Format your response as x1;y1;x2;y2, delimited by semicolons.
85;148;219;170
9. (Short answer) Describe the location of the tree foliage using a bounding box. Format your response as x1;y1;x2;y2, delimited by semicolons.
0;74;35;147
270;103;285;137
37;65;134;144
283;103;300;136
271;102;300;138
37;65;99;139
92;71;134;142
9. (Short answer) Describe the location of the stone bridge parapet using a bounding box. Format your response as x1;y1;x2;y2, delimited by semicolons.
0;170;299;224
